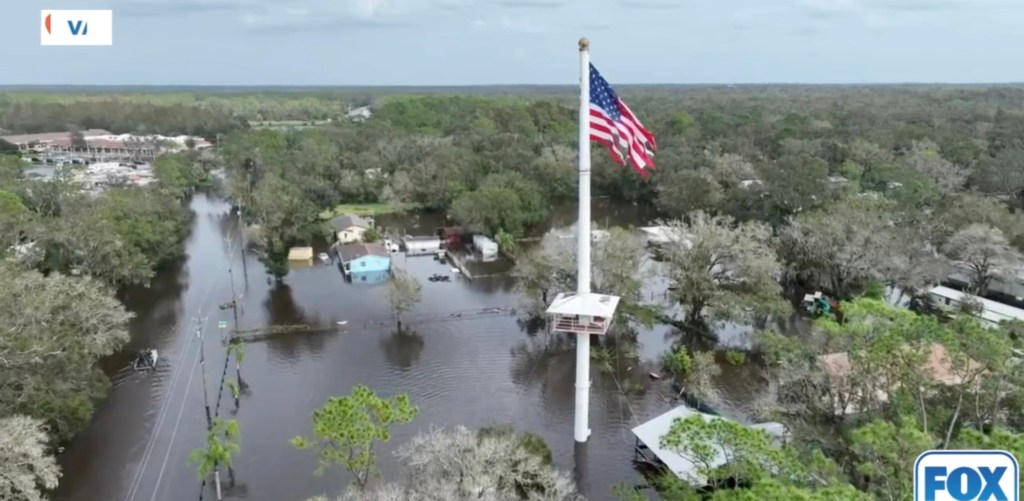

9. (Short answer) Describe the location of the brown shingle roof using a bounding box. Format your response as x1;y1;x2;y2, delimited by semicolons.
819;343;980;386
338;243;389;262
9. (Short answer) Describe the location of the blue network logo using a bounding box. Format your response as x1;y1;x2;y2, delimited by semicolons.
915;450;1019;501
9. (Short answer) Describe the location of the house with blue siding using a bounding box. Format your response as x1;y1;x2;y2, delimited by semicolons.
338;242;391;277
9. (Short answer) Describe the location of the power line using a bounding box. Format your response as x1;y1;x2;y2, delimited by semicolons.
148;327;204;501
124;240;225;500
123;313;213;501
122;319;198;501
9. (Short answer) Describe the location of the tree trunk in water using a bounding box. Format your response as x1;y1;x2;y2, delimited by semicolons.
214;468;223;501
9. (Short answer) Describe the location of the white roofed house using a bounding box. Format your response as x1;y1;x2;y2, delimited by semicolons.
631;405;788;488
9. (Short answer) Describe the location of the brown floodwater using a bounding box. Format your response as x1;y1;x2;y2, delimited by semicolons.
53;193;773;501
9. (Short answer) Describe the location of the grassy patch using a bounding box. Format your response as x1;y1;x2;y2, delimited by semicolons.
318;202;421;219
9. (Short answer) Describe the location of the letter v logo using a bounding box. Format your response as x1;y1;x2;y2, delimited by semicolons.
68;20;87;35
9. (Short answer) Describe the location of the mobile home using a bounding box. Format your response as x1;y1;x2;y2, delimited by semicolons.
927;286;1024;328
472;235;498;257
403;235;443;256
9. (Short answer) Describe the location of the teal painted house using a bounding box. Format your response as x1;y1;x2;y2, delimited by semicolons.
339;242;391;277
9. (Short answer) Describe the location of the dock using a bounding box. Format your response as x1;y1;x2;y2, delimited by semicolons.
446;249;475;280
227;324;341;343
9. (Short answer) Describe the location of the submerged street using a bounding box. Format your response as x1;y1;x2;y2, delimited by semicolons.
53;193;767;501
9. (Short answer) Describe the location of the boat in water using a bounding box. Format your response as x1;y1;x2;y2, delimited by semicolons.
133;349;158;370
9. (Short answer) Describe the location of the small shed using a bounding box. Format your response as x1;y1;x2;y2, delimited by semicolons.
472;234;498;257
330;214;374;244
403;235;442;256
631;405;788;486
338;243;391;275
287;246;314;262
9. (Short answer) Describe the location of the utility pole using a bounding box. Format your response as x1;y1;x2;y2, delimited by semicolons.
225;234;241;328
238;205;248;286
197;317;213;431
239;166;252;287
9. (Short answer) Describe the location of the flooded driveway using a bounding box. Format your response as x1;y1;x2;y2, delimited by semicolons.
54;193;763;501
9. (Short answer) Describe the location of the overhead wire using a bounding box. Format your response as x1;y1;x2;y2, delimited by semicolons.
123;274;219;501
147;324;204;501
124;212;233;501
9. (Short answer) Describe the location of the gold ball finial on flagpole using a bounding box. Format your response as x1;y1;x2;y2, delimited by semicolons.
579;37;589;51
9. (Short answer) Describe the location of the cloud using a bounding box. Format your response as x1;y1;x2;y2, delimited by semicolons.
471;19;488;31
794;0;993;28
241;6;410;32
499;16;544;33
861;0;989;11
352;0;388;18
799;0;1001;18
798;0;859;16
732;9;758;29
115;0;254;16
435;0;474;7
496;0;564;7
618;0;682;8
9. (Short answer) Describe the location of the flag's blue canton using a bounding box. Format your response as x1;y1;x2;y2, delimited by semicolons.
589;63;622;121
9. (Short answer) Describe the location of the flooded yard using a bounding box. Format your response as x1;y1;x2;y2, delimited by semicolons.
55;194;773;501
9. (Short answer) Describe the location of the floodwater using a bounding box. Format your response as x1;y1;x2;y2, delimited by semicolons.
54;194;771;501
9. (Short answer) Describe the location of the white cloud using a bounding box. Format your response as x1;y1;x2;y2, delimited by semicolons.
801;0;860;12
471;19;488;31
499;16;544;33
352;0;388;18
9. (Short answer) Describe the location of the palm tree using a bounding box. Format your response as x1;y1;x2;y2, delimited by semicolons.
189;418;241;501
226;379;241;410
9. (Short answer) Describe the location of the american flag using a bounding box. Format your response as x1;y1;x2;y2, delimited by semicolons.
588;63;657;177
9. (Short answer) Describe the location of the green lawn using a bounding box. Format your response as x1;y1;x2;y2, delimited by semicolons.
318;203;421;219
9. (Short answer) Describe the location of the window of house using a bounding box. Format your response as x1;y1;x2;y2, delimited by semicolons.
360;261;365;267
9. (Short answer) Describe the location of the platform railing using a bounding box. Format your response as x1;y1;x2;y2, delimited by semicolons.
550;315;610;334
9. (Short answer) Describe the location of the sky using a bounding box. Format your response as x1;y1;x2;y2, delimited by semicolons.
2;0;1024;85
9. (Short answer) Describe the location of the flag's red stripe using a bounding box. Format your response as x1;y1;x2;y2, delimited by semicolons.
617;99;656;151
589;104;654;175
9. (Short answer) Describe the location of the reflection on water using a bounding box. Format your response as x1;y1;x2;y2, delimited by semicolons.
56;192;767;501
379;330;426;371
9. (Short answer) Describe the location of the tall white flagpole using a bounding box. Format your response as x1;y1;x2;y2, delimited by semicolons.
574;36;592;443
